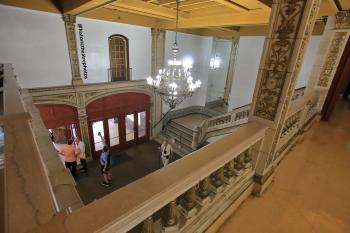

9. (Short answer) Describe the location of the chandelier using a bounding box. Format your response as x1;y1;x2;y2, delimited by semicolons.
146;0;202;109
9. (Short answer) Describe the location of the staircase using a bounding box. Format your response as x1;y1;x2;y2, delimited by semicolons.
162;120;194;156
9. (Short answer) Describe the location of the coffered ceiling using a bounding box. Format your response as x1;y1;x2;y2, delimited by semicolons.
0;0;349;37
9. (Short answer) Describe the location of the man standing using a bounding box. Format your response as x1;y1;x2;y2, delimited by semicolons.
75;137;87;173
100;146;112;187
59;139;80;178
160;139;173;167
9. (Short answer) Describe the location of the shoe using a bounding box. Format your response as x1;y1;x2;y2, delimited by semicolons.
101;182;110;187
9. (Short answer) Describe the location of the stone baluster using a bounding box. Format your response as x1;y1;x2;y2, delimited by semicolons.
162;200;178;229
196;177;211;206
233;155;243;176
210;167;225;193
223;160;235;184
244;149;253;169
180;187;197;218
142;216;154;233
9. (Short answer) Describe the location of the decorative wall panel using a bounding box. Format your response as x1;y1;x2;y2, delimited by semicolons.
253;1;307;121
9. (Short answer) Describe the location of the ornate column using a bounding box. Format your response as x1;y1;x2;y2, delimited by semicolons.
249;0;321;185
306;11;350;111
151;28;166;76
150;28;166;137
77;107;92;159
63;14;83;86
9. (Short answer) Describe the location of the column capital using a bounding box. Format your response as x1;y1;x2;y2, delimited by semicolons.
77;107;87;118
62;14;76;24
335;10;350;30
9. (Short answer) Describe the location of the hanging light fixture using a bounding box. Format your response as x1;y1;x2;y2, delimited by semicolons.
146;0;202;110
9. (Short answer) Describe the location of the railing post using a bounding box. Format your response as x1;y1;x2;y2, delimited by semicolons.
192;125;200;150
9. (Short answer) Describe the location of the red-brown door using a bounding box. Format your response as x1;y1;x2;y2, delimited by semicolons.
88;110;150;156
86;93;151;157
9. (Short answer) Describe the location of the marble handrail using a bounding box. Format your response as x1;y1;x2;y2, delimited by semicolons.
1;64;56;233
32;122;268;233
1;64;83;233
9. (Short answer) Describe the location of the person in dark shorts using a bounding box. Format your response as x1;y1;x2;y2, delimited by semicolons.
100;146;112;186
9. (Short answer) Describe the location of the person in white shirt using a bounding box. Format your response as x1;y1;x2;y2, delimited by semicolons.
75;137;87;173
161;139;173;167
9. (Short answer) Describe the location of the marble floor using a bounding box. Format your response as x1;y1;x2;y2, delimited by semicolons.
76;141;181;204
218;100;350;233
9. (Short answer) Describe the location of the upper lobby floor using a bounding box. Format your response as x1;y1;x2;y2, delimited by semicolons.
1;0;350;233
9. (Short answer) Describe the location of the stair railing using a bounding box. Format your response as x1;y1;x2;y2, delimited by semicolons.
192;105;251;149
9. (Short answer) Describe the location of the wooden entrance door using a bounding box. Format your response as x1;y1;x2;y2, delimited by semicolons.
88;110;150;156
86;93;151;157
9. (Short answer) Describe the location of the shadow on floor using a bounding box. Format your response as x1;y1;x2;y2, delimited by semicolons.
76;140;181;204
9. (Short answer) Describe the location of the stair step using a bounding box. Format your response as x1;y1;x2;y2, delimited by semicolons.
163;130;192;148
168;121;193;135
165;125;193;141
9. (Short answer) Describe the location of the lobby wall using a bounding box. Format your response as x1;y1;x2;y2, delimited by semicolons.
206;38;232;103
75;17;152;83
0;4;152;87
296;36;321;88
0;4;72;88
228;36;265;110
163;31;213;112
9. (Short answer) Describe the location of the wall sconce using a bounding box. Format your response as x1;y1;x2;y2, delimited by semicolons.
210;54;221;70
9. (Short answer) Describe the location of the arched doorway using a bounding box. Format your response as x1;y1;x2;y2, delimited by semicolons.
86;92;151;156
35;104;80;143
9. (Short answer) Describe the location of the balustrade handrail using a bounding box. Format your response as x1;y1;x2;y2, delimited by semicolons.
194;104;251;148
2;64;83;233
33;122;267;233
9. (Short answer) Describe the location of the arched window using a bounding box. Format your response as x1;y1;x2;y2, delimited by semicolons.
109;35;130;81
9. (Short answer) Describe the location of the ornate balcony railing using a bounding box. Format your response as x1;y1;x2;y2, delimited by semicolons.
3;64;319;233
32;122;267;233
274;90;320;162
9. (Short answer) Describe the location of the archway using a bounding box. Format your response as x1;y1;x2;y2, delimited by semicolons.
35;104;80;143
86;92;151;156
